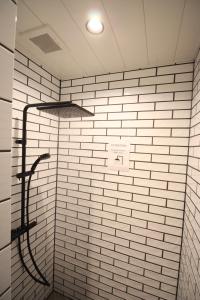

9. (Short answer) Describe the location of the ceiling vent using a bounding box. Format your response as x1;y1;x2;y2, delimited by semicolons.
18;25;64;55
30;33;61;53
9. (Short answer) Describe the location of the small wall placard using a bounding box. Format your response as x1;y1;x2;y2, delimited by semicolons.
107;141;130;171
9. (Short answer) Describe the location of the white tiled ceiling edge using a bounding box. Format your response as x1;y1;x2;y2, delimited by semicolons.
16;0;200;79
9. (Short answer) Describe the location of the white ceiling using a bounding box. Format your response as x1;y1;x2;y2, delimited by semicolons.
16;0;200;80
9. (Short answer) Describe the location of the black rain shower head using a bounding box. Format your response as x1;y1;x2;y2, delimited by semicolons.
37;101;94;118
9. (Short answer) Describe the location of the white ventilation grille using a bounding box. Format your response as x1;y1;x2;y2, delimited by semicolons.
30;33;61;53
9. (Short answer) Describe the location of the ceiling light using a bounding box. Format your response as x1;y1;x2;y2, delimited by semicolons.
86;17;104;34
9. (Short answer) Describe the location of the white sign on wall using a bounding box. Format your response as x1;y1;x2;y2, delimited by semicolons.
107;141;130;171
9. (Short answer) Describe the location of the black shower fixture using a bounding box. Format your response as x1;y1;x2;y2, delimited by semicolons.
31;153;51;172
11;101;94;286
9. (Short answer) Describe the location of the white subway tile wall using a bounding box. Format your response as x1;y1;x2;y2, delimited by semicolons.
0;1;16;299
177;50;200;300
54;63;193;300
11;50;60;300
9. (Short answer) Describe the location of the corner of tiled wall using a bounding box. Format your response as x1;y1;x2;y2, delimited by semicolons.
177;48;200;300
0;1;17;300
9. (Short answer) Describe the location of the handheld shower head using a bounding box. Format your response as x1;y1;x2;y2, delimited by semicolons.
39;153;51;160
31;153;51;172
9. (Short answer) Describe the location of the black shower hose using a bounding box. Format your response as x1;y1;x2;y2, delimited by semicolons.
18;172;50;286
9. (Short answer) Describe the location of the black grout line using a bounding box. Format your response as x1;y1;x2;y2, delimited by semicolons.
15;49;61;83
52;78;62;291
0;97;12;103
0;42;14;54
0;286;11;298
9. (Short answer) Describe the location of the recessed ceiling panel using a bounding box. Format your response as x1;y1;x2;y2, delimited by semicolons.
16;0;200;79
18;0;106;78
144;0;186;66
16;0;41;33
175;0;200;62
101;0;148;70
62;0;125;73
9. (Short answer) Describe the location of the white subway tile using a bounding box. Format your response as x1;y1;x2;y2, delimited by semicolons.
157;63;193;75
140;75;174;86
94;120;121;128
124;85;156;96
153;137;189;146
15;60;40;82
72;77;95;86
96;73;123;82
107;128;136;136
52;76;60;86
139;93;173;103
137;128;171;136
83;97;108;106
132;209;165;224
14;80;40;98
157;82;192;93
108;111;137;120
84;82;108;92
154;119;190;128
42;78;60;93
29;61;51;81
71;91;95;100
110;78;139;89
95;104;122;113
125;68;156;79
123;102;154;111
109;95;138;104
122;120;153;128
175;72;193;83
156;100;191;110
138;111;172;119
174;91;192;100
96;89;123;98
15;50;28;66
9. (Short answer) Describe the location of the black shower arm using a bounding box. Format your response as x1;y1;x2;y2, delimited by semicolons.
21;100;72;144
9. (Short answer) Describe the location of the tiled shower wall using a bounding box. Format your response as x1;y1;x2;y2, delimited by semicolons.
11;50;60;300
54;64;193;300
177;50;200;300
0;1;16;299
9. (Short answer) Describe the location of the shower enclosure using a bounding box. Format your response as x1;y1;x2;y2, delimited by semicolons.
10;48;195;300
1;1;200;300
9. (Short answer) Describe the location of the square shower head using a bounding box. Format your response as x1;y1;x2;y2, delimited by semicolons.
37;102;94;118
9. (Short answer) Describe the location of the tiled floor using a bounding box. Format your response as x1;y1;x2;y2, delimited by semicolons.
47;292;71;300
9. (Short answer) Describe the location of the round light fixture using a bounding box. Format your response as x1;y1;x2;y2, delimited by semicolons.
86;17;104;34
